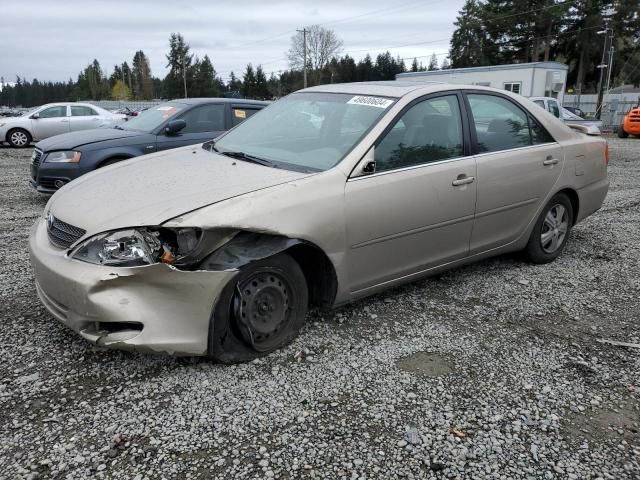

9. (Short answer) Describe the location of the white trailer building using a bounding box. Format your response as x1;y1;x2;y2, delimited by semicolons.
397;61;568;103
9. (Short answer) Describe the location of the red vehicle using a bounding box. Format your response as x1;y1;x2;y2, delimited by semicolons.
618;106;640;138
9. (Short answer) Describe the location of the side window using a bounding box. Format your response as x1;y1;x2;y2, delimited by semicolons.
504;82;522;94
375;94;464;172
467;94;530;153
529;116;555;144
70;106;98;116
39;106;67;118
548;100;560;118
232;107;260;126
179;104;225;133
533;100;545;109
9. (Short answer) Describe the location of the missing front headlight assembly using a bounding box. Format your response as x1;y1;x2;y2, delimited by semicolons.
71;227;203;267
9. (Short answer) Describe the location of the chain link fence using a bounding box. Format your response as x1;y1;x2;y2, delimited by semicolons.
564;93;640;131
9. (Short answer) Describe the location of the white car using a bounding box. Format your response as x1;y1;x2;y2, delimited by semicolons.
0;103;126;148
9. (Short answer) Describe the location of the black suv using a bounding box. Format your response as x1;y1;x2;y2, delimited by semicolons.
30;98;268;193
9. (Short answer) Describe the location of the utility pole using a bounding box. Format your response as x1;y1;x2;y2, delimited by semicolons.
182;55;188;98
595;27;613;120
297;28;308;88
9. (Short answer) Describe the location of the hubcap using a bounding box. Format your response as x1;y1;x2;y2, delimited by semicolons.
234;272;292;351
541;204;569;254
11;131;28;146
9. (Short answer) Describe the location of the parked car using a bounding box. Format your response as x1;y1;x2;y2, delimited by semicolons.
617;106;640;138
29;83;609;361
530;96;603;131
30;98;268;193
563;106;585;118
1;103;126;148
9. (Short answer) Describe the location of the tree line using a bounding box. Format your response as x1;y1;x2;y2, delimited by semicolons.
450;0;640;92
2;2;638;108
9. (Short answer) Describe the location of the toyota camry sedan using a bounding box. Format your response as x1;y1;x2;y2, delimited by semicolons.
29;82;609;362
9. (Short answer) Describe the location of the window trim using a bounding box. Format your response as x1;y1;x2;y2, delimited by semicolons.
174;103;225;134
70;105;98;117
348;90;472;178
461;90;557;155
503;82;522;94
39;105;69;119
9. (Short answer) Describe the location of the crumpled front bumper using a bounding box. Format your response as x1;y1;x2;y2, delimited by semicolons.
29;218;236;356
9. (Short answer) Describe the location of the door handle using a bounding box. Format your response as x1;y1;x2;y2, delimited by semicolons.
543;156;559;166
452;175;475;186
60;119;70;123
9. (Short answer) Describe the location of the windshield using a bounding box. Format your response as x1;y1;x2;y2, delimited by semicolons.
121;102;185;132
212;92;394;171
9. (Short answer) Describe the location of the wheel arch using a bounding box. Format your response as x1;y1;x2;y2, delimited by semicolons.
199;231;338;309
555;187;579;225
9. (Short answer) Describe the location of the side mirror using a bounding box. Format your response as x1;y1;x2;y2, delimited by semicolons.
165;119;186;135
31;113;40;119
351;146;376;178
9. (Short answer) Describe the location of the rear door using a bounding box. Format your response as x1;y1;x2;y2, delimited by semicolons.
464;92;564;253
31;105;70;139
69;105;102;131
230;105;263;128
155;103;226;151
345;93;477;293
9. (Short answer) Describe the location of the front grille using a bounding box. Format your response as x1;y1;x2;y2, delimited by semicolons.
47;216;86;249
31;148;43;168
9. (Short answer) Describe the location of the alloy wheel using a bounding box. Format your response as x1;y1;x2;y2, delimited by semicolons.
10;131;29;147
540;204;569;254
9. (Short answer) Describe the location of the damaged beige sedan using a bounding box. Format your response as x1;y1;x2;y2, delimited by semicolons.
29;82;609;362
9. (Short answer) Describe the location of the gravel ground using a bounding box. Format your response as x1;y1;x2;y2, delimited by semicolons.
0;138;639;480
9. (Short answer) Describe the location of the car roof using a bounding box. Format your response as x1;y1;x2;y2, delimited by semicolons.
167;98;269;106
301;81;450;98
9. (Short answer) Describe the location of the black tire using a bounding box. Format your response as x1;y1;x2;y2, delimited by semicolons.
524;193;574;264
7;128;31;148
618;126;628;138
208;253;308;363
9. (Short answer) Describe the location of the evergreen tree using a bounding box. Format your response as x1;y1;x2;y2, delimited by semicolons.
411;58;419;72
132;50;154;100
164;33;193;98
428;53;440;71
254;65;270;99
241;64;257;98
450;0;496;67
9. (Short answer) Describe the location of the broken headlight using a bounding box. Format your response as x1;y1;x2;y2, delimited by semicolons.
71;227;201;267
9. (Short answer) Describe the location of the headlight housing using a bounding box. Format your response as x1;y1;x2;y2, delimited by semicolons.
45;151;82;163
71;227;202;267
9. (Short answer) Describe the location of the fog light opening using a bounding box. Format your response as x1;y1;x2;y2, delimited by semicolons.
54;179;66;189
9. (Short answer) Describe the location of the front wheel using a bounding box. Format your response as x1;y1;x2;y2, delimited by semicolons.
208;253;308;363
7;128;31;148
524;193;573;264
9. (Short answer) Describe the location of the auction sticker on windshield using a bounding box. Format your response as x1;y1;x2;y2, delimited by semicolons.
347;96;394;109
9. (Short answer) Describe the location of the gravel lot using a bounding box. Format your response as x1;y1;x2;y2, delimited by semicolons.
0;138;639;479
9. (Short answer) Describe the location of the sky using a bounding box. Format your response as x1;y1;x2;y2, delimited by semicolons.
1;0;466;83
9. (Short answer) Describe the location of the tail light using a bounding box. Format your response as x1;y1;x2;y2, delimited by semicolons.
604;142;609;166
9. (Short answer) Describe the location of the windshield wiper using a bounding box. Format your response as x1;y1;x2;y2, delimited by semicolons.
114;125;124;130
220;151;276;168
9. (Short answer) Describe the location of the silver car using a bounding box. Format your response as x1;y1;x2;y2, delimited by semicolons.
1;103;126;148
29;82;609;361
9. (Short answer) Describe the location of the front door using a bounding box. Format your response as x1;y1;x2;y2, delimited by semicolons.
345;93;477;294
31;105;70;139
156;103;226;151
464;92;564;253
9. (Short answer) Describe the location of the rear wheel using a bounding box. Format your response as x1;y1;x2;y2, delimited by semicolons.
208;253;308;363
524;193;573;264
618;125;629;138
7;128;31;148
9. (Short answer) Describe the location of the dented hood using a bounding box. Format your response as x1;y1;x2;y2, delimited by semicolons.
48;145;311;235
